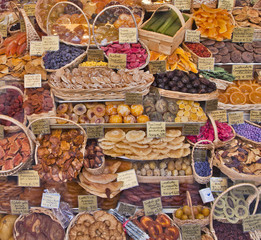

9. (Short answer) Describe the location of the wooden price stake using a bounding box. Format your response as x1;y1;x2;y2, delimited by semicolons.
108;53;127;69
119;28;137;44
232;27;254;43
174;0;191;10
18;170;40;187
78;195;98;212
143;197;163;216
117;169;139;191
31;119;50;135
160;180;179;196
86;125;104;139
24;74;42;88
218;0;234;10
185;30;200;43
42;36;59;51
250;110;261;122
0;23;7;38
198;57;215;71
232;64;253;80
210;110;228;122
125;92;143;105
30;41;43;56
228;112;244;125
87;49;104;62
182;123;200;136
210;177;228;192
149;61;166;74
0;125;4;139
23;4;36;16
181;224;201;240
146;122;166;138
118;202;137;217
205;99;218;113
11;200;29;215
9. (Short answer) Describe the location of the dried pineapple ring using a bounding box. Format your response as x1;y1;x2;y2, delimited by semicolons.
105;129;126;142
126;130;145;142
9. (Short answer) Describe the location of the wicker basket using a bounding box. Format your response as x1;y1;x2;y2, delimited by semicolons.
13;207;65;240
137;175;194;184
65;211;126;240
139;4;193;56
173;191;210;227
191;0;217;9
191;140;214;184
208;78;234;91
182;42;213;65
210;183;261;240
218;101;261;111
8;21;20;35
84;155;105;175
92;4;150;70
0;85;26;132
0;115;34;176
130;209;182;240
0;34;3;46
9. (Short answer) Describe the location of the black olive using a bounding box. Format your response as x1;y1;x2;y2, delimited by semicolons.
189;73;198;80
177;81;184;88
188;88;194;93
191;89;197;94
199;89;207;94
162;77;169;83
168;81;176;87
165;85;170;90
187;84;192;89
181;87;188;92
192;80;200;87
181;76;189;84
172;76;179;81
200;85;206;89
158;73;166;78
171;86;179;91
166;71;175;78
152;81;157;87
158;83;165;89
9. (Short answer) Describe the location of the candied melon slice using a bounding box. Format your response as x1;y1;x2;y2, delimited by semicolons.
201;4;223;13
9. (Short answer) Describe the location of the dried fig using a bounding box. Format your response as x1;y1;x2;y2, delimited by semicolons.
208;46;219;55
219;47;229;56
242;52;253;62
244;43;254;52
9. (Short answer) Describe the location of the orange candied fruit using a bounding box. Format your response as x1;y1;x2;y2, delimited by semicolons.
109;115;123;123
130;104;144;117
230;92;246;105
123;115;137;123
117;104;131;117
137;115;150;123
106;104;117;115
249;91;261;104
218;93;228;104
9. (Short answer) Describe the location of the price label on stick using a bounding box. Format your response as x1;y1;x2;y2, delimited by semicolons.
87;49;104;62
218;0;234;10
174;0;191;10
125;92;143;105
18;170;40;187
149;61;166;74
0;125;4;139
185;30;200;43
193;149;207;162
198;57;215;71
117;169;139;190
30;41;43;56
119;28;137;43
42;36;59;51
78;195;98;212
160;180;179;196
232;64;253;80
205;99;218;113
118;202;137;217
24;4;36;16
228;112;244;125
24;74;41;88
86;125;104;139
250;110;261;122
210;110;227;122
182;123;200;136
11;200;29;215
0;24;7;38
210;177;228;192
181;224;201;240
147;122;166;138
41;193;60;209
31;119;50;135
232;27;254;43
243;214;261;232
143;197;163;216
108;53;126;69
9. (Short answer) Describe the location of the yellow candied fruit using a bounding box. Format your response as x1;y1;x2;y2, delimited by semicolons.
179;104;185;109
177;110;184;117
190;113;198;121
79;61;108;67
199;115;208;121
175;117;181;123
183;100;189;105
191;107;197;113
193;102;200;108
177;100;184;105
185;105;191;111
181;116;189;122
184;111;190;117
188;100;194;106
197;110;204;117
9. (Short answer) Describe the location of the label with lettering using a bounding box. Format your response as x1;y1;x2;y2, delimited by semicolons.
78;195;98;212
160;180;179;196
232;64;253;80
250;110;261;122
0;24;7;38
119;28;137;44
24;4;36;16
182;123;200;136
20;20;26;32
30;41;43;56
228;112;244;125
0;125;4;139
218;0;234;10
86;125;104;139
210;177;228;192
174;0;191;10
118;202;137;217
41;193;60;209
232;27;254;42
24;74;42;88
146;122;166;138
149;61;166;74
205;99;218;113
11;200;29;215
18;170;40;187
193;149;207;162
117;169;139;191
125;92;143;105
210;110;228;122
198;57;215;71
42;36;59;51
185;30;200;43
108;53;127;69
143;197;163;216
31;119;51;135
87;49;104;62
181;224;201;240
243;214;261;232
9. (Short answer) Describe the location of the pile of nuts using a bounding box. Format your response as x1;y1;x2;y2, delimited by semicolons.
84;139;104;169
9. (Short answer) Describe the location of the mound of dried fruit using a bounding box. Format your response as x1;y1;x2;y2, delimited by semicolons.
193;5;234;41
184;43;211;58
153;70;217;94
174;205;210;220
232;122;261;142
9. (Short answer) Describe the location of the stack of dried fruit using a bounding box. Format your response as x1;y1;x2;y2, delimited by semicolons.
79;61;107;67
33;129;85;182
232;6;261;29
175;100;208;123
98;129;190;160
134;157;192;176
218;80;261;105
232;122;261;142
193;4;234;41
184;43;211;58
19;187;45;207
174;205;210;220
150;48;198;73
132;214;180;240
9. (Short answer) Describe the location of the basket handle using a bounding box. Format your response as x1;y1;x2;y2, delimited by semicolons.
46;1;91;51
0;114;28;133
207;114;220;144
27;116;87;145
210;183;260;240
186;191;195;220
0;85;24;97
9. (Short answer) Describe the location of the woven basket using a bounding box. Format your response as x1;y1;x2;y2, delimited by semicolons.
0;115;34;176
130;209;182;240
0;34;3;46
210;183;261;240
0;85;26;132
13;207;65;240
173;191;210;227
65;211;126;240
84;156;105;175
8;21;20;35
191;140;214;184
92;4;150;70
191;0;217;9
218;102;261;111
208;78;233;91
139;4;193;56
137;175;194;184
182;42;212;65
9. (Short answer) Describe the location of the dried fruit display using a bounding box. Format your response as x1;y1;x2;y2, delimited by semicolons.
49;67;154;90
101;42;148;69
232;122;261;142
184;43;211;58
132;213;180;240
98;129;190;160
84;139;104;169
23;84;54;116
14;211;65;240
19;187;44;207
150;48;198;73
68;211;125;240
174;205;210;220
202;40;261;63
232;6;261;29
134;157;192;176
193;5;234;41
218;80;261;105
120;183;202;206
33;129;85;182
215;137;261;176
79;61;108;67
0;132;31;171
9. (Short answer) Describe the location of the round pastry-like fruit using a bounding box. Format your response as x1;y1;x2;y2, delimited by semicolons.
73;104;87;115
57;103;68;114
137;115;149;123
130;104;144;117
93;104;106;117
117;104;131;117
106;104;117;115
109;115;123;123
57;114;69;124
123;115;136;123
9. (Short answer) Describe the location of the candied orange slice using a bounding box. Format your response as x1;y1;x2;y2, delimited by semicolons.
226;86;241;94
201;4;223;13
255;87;261;92
251;84;260;90
230;92;246;105
244;93;251;104
236;80;253;86
249;91;261;104
218;93;228;104
150;51;160;61
239;84;253;94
